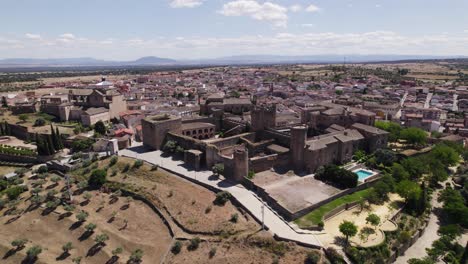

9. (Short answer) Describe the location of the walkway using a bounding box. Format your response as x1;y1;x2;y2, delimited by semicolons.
119;145;323;248
394;188;443;263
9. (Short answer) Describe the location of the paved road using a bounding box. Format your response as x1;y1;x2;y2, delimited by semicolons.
394;189;442;264
119;146;323;248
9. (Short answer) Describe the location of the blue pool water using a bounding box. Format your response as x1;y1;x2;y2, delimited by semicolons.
355;170;373;181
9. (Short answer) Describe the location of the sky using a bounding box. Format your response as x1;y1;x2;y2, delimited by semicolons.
1;0;468;60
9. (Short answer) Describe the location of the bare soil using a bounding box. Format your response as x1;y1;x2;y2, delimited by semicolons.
0;172;173;264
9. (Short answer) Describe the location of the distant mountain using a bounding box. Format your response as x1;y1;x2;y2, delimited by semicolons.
0;56;177;67
0;54;466;68
198;54;468;64
131;56;177;65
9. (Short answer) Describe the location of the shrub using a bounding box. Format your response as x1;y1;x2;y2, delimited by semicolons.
317;221;324;229
209;247;217;258
37;165;48;174
129;249;144;263
109;156;118;166
398;231;411;243
213;191;232;206
325;247;345;264
34;118;46;127
11;238;28;249
305;251;321;264
26;245;42;260
133;159;143;169
230;213;239;223
5;186;24;200
171;241;182;254
62;242;73;253
88;169;107;188
205;206;212;214
122;164;130;172
188;237;201;251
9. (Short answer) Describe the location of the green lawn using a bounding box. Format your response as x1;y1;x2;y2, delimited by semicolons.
294;188;371;228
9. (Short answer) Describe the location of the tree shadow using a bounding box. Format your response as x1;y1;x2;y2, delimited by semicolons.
5;215;21;225
333;236;347;247
208;174;219;181
109;197;118;205
46;183;58;190
107;217;115;224
21;256;37;264
3;247;22;259
86;244;104;257
41;207;56;216
80;200;90;207
58;212;72;221
69;221;84;231
120;204;129;211
55;252;70;261
105;256;119;264
78;231;93;241
96;206;104;213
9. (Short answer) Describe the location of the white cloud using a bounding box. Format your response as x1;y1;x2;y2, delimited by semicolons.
25;33;41;40
169;0;203;8
219;0;289;27
301;24;315;28
289;4;302;12
305;4;320;13
464;29;468;33
3;31;468;59
375;4;382;8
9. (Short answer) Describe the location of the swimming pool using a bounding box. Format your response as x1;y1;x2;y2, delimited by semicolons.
355;169;374;182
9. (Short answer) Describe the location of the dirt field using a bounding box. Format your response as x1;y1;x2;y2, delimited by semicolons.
0;171;173;264
165;232;324;264
72;157;259;235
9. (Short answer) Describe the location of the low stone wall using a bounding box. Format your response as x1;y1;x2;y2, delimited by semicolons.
322;201;361;222
0;153;38;164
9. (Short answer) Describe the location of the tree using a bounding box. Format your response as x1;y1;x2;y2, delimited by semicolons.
62;242;73;253
50;175;61;186
315;165;358;189
129;249;144;263
112;247;123;257
391;163;410;181
85;223;97;233
5;186;24;200
56;127;64;149
171;241;182;254
373;149;396;167
339;221;358;245
430;144;460;167
401;127;427;146
46;134;55;154
94;121;106;135
76;210;89;222
94;233;109;246
163;140;177;153
305;251;321;264
88;169;107;189
375;121;401;142
366;213;381;229
11;238;28;250
18;114;29;122
188;237;201;251
212;163;224;177
26;245;42;260
72;256;82;264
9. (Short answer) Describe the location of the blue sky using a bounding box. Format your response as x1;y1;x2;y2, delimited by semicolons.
1;0;467;60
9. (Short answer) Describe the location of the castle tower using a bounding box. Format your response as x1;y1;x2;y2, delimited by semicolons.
290;125;308;172
251;104;276;132
232;147;248;182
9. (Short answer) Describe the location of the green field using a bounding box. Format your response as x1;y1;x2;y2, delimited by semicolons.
294;188;371;228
